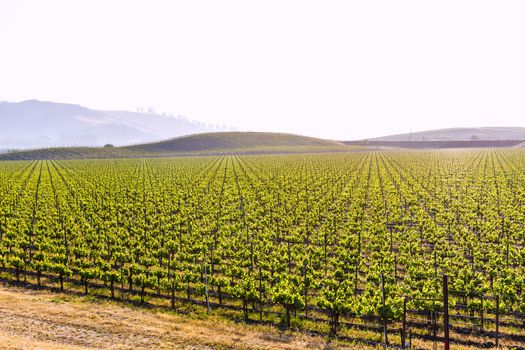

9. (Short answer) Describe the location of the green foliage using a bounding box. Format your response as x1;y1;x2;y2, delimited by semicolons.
0;150;524;340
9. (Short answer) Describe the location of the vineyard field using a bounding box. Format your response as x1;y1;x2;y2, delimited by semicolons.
1;150;525;348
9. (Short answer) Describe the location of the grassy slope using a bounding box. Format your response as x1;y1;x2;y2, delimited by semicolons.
0;132;352;161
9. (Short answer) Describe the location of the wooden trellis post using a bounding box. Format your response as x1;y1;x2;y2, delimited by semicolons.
402;297;407;348
443;275;450;350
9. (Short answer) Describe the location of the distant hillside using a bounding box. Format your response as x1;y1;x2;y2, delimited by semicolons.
0;100;216;148
0;132;349;160
344;139;523;149
371;127;525;141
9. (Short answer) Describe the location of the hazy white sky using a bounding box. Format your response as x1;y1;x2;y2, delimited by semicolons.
1;1;524;140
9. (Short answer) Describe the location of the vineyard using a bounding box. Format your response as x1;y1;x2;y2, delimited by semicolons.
1;150;525;348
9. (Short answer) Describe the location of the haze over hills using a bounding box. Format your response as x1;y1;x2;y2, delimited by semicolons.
3;101;525;159
0;100;223;149
369;127;525;141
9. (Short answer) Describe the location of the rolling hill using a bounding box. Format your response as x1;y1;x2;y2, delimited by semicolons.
127;132;342;153
5;124;525;160
0;132;348;160
0;100;217;148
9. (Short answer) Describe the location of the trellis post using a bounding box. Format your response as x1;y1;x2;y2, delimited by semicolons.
443;275;450;350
